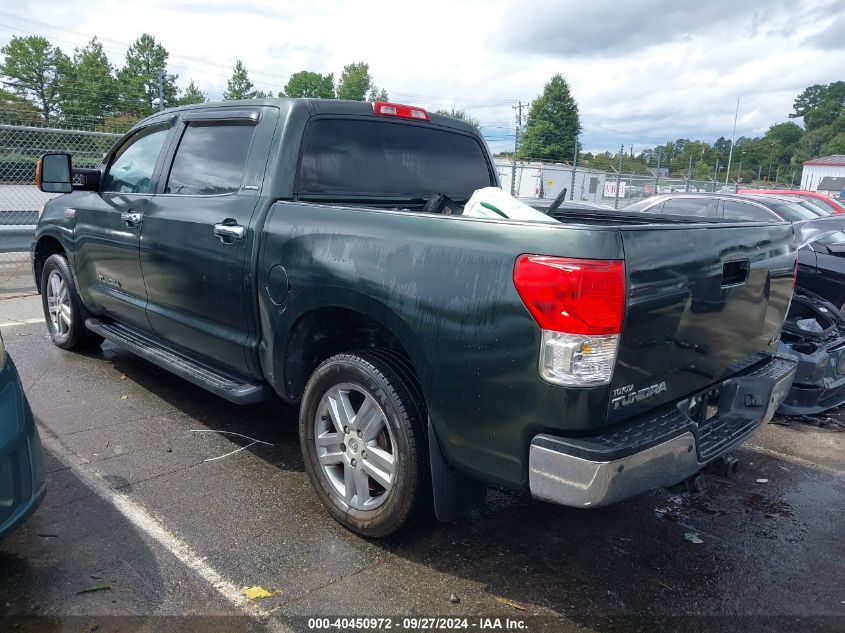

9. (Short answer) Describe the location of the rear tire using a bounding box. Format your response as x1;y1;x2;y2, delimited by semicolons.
40;254;101;350
300;351;429;537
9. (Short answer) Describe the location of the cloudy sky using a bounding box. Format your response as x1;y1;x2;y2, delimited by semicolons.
1;0;843;153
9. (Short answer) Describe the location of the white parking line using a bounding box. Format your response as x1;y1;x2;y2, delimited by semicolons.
39;432;290;629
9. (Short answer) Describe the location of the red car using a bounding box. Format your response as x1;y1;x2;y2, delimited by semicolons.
737;189;845;214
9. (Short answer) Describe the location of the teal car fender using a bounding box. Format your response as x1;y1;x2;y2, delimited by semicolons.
0;334;46;538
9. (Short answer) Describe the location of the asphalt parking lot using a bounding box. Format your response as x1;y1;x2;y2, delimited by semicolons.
1;280;844;633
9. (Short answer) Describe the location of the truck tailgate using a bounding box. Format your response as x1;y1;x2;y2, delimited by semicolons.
609;222;795;422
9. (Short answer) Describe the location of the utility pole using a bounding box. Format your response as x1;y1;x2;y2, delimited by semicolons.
757;164;762;181
614;144;624;209
714;159;720;188
158;72;165;111
724;96;740;186
570;137;578;201
775;165;781;184
686;155;693;192
735;160;742;191
510;101;525;196
791;171;796;188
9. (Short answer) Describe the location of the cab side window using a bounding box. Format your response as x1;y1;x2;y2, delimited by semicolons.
102;126;170;194
165;122;255;195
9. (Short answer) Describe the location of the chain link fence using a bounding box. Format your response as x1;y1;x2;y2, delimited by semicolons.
0;123;804;291
0;124;120;290
494;158;799;209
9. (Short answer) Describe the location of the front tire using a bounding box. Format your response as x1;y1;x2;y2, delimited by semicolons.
300;351;429;537
40;254;100;350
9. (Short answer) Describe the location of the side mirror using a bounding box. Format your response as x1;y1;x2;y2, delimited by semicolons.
37;153;73;193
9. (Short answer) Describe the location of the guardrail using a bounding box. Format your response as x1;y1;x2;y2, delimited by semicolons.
0;225;34;253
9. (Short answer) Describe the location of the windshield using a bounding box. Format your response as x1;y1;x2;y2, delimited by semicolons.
297;118;494;201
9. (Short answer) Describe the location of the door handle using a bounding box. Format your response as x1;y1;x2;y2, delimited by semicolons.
213;223;245;242
121;211;142;226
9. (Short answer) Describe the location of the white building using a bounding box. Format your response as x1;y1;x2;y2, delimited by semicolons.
493;158;607;204
800;155;845;192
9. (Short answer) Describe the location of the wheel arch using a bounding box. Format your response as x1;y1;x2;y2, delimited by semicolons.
280;301;423;405
33;234;68;293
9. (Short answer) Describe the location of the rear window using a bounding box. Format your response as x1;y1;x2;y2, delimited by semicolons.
297;118;493;200
798;195;839;215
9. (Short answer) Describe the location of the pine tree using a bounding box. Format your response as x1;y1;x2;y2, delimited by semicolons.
59;38;117;125
518;74;581;162
223;60;257;100
0;35;69;122
117;34;179;115
178;80;207;105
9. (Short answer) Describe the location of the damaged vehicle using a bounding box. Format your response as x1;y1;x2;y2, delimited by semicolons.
779;289;845;415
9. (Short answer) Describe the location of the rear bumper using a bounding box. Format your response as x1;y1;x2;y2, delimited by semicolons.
528;355;796;508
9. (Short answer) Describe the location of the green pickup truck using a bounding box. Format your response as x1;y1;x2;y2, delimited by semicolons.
34;98;797;536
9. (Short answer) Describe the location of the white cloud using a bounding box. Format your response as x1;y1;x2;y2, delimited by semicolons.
0;0;842;153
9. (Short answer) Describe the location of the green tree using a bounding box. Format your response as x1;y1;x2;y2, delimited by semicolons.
98;112;142;133
434;108;480;128
368;86;388;102
0;35;69;122
223;60;260;100
117;34;179;115
794;125;834;164
58;38;117;125
0;87;41;124
791;81;845;131
178;80;207;105
283;70;334;98
518;74;581;162
336;62;371;101
820;132;845;155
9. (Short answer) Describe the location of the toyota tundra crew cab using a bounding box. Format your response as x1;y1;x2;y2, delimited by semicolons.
33;98;797;536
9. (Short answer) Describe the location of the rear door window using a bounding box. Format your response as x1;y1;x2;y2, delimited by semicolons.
166;122;255;195
660;197;721;218
297;118;493;200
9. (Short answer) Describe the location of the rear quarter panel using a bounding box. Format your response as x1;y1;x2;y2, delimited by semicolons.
259;204;623;487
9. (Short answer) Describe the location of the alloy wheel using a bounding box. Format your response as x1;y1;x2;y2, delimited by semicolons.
315;383;397;511
46;270;72;336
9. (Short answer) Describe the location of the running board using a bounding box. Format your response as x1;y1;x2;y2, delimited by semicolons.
85;318;268;404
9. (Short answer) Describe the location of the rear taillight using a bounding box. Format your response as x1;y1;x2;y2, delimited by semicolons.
513;255;625;386
372;101;429;121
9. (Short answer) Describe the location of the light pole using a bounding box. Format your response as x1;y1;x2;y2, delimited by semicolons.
724;96;740;186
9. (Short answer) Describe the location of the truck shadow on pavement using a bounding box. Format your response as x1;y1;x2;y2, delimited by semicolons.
50;342;845;626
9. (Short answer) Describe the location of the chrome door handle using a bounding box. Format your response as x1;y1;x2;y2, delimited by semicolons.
213;223;245;242
120;211;142;226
